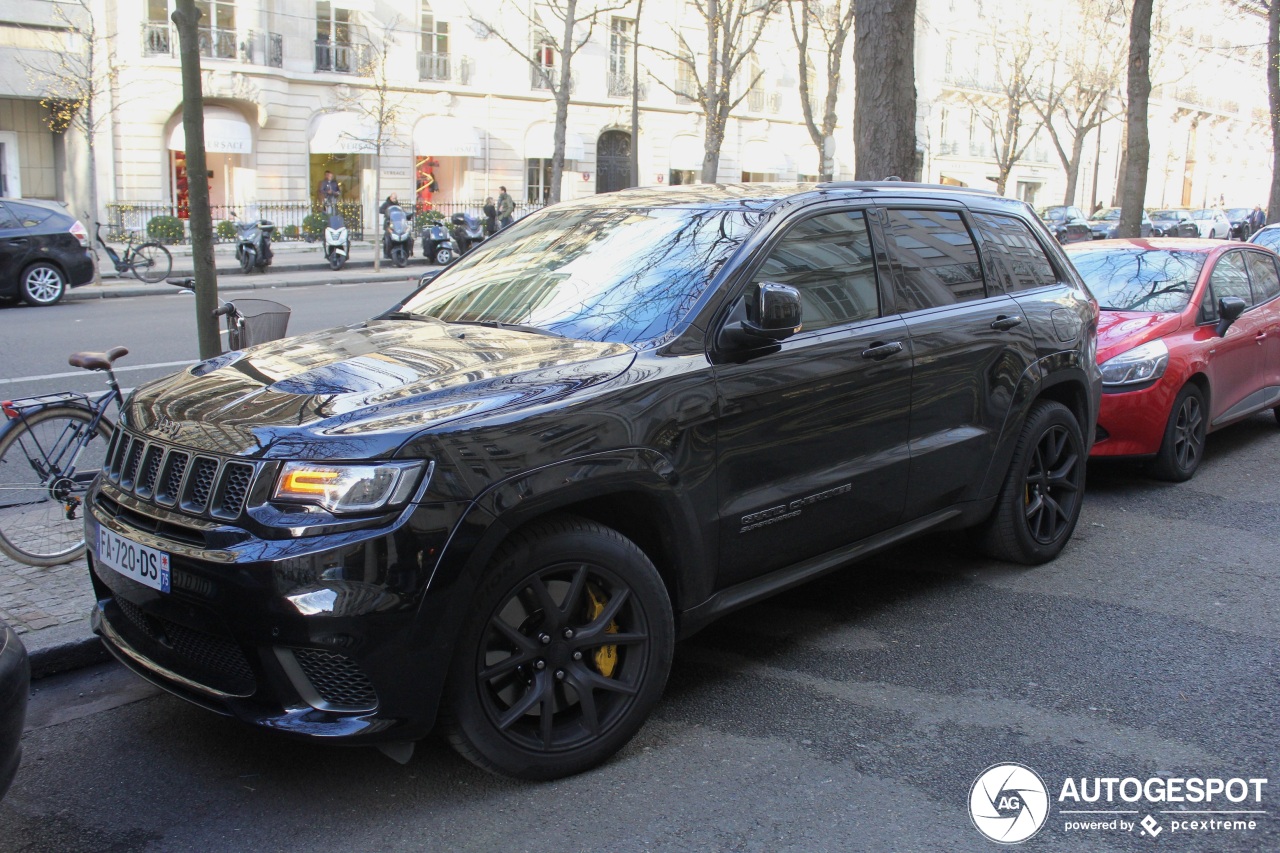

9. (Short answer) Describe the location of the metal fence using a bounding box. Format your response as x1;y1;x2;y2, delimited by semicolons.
106;202;366;244
411;200;544;226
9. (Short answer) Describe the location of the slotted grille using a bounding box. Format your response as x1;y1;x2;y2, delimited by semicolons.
137;445;165;495
293;649;378;710
216;463;254;517
183;457;219;512
122;439;145;487
156;452;189;505
102;428;257;523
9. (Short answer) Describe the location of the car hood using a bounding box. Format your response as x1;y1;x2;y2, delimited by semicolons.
125;319;636;459
1096;310;1184;363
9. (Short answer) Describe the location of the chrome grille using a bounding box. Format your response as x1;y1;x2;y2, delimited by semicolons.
293;649;378;710
103;427;259;523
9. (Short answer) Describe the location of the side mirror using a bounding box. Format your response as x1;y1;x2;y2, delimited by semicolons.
719;282;802;349
1215;296;1247;337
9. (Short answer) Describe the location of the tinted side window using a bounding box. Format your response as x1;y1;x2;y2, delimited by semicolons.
970;212;1058;293
751;210;880;333
1244;251;1280;304
6;203;54;228
882;208;986;310
0;204;20;230
1210;252;1253;307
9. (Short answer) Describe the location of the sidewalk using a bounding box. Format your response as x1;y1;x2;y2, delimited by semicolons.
5;250;441;678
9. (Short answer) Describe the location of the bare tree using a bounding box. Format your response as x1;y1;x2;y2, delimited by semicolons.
647;0;782;183
332;25;409;272
853;0;917;180
1026;1;1127;206
20;0;118;237
474;0;626;203
788;0;855;180
1118;0;1153;237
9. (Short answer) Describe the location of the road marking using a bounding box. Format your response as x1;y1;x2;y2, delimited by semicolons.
0;360;194;386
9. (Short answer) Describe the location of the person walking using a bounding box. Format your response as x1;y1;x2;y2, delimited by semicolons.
483;197;499;237
497;186;514;229
1250;205;1266;235
319;171;340;216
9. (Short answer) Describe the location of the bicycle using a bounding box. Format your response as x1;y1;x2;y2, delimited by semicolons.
94;222;173;284
0;347;125;565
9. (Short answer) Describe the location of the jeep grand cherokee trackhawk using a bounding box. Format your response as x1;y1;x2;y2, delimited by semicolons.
87;184;1100;780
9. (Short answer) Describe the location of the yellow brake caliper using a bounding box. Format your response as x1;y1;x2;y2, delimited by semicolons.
585;586;619;678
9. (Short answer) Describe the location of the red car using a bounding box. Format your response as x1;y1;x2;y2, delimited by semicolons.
1066;238;1280;480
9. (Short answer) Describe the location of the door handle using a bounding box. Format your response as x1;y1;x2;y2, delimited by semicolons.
861;341;903;360
5;238;29;246
991;315;1023;331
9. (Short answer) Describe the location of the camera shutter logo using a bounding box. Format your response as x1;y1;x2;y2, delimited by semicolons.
969;763;1050;844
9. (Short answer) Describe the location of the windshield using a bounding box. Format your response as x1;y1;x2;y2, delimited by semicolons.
1227;208;1250;219
1069;248;1207;313
1038;207;1066;220
1191;209;1216;218
1252;228;1280;251
1152;210;1184;220
399;206;757;345
1090;209;1120;221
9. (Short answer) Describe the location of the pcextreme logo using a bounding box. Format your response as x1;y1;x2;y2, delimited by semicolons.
969;763;1270;844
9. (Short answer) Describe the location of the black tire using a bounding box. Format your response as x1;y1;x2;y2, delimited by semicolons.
239;248;254;274
130;243;172;283
1151;384;1207;482
20;263;66;307
0;407;112;566
329;253;343;271
975;400;1086;565
442;515;674;780
391;247;407;268
434;246;453;265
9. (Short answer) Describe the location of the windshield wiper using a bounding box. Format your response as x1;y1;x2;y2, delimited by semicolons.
448;320;564;338
382;311;445;324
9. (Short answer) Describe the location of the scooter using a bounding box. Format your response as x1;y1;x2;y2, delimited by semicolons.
421;221;456;265
449;211;486;256
233;214;275;274
383;205;414;268
323;214;350;271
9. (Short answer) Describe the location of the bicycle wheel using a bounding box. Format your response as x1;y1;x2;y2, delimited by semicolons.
0;407;112;566
130;243;172;283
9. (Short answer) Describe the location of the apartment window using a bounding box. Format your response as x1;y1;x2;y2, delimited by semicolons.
420;4;449;81
532;33;556;89
608;18;633;96
746;55;767;112
195;0;236;60
316;1;354;72
528;159;552;202
144;0;171;54
676;54;697;104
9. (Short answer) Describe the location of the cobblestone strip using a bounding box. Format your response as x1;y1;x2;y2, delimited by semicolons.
0;553;96;635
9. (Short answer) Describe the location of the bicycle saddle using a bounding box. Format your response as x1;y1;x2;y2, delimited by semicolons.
69;346;129;371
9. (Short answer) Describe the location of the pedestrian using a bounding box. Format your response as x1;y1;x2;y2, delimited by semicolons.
1251;204;1266;233
497;185;514;229
318;170;340;216
483;196;498;236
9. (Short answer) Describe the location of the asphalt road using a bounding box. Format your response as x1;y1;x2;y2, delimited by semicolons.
1;408;1278;850
0;279;420;398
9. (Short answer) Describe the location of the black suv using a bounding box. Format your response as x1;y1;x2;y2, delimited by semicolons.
0;198;95;306
87;183;1100;780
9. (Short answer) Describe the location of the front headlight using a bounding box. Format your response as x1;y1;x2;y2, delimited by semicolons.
1099;339;1169;387
272;461;426;514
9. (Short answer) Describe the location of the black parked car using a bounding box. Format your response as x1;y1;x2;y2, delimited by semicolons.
1225;207;1255;240
1088;206;1153;239
0;199;95;306
1037;205;1092;243
0;618;29;800
86;183;1101;780
1149;208;1200;238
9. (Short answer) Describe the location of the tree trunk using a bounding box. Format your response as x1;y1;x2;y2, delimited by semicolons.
853;0;917;180
1268;2;1280;225
1118;0;1152;240
1061;133;1087;207
172;0;220;360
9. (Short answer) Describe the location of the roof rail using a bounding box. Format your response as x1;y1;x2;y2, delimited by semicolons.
816;179;999;196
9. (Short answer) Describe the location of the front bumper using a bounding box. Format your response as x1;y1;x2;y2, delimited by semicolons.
87;481;468;743
1090;376;1181;458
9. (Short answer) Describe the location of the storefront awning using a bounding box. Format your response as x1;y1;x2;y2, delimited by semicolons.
308;112;377;154
669;135;703;171
412;116;483;157
740;139;789;175
525;123;584;161
167;106;253;154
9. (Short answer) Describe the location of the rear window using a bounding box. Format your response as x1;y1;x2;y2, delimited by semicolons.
1070;247;1207;313
971;212;1059;293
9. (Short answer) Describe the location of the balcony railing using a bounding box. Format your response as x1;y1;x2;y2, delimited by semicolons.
937;141;960;156
315;41;369;74
244;30;283;68
747;90;781;113
418;51;449;81
142;22;170;56
107;201;366;244
531;64;554;90
606;72;647;99
198;26;237;60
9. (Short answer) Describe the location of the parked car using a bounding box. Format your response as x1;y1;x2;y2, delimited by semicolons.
0;198;95;306
1149;208;1200;238
1224;207;1255;240
1088;207;1153;239
1037;205;1092;243
0;618;29;801
87;183;1100;781
1190;208;1231;239
1249;222;1280;253
1066;238;1280;481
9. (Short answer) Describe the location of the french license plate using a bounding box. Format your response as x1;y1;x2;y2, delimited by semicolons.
96;525;171;594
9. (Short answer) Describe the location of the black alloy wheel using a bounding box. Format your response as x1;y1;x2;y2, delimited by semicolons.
1152;384;1207;482
444;515;673;780
975;400;1086;565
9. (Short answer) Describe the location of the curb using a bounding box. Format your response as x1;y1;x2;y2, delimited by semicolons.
28;635;110;680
